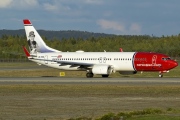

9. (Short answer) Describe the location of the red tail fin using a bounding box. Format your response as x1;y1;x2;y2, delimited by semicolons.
23;46;30;57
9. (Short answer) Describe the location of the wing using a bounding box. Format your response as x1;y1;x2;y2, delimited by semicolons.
29;57;94;68
54;60;94;68
23;46;94;68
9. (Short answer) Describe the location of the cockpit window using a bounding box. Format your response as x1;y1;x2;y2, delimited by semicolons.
162;57;171;60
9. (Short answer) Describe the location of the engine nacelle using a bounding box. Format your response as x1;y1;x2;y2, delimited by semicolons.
92;65;112;75
119;71;137;75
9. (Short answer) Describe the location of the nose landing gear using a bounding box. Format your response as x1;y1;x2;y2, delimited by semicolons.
159;74;163;78
159;70;169;78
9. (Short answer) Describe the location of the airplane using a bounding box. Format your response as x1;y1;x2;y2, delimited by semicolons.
23;19;178;78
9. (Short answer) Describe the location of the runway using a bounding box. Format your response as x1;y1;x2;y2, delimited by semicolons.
0;77;179;85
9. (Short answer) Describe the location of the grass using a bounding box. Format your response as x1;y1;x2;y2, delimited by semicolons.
127;116;180;120
96;108;164;120
0;62;179;119
0;62;179;77
0;84;179;97
68;108;180;120
0;84;179;119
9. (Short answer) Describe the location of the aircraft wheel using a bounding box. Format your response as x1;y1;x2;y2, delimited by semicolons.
86;73;94;78
102;74;109;77
159;74;163;78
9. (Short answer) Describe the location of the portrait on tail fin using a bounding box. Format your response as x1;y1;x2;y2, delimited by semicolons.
27;31;39;54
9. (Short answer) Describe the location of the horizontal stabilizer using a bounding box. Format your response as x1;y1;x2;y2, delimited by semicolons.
22;46;30;57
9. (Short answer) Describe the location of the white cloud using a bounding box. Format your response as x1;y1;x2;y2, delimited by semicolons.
130;23;141;34
43;3;59;11
84;0;103;5
97;19;141;35
0;0;38;9
97;19;125;32
43;1;71;13
0;0;13;8
103;11;113;17
18;0;38;7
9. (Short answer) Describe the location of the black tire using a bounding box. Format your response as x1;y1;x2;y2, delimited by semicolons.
86;73;94;78
159;74;163;78
102;74;109;77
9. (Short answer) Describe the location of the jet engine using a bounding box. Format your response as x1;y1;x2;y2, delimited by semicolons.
92;65;112;75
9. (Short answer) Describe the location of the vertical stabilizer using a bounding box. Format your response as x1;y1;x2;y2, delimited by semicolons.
23;19;60;54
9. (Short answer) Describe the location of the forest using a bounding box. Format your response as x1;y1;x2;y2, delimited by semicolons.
0;31;180;60
0;29;114;40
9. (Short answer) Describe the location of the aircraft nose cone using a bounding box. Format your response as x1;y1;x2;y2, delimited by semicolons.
174;61;178;67
171;60;178;69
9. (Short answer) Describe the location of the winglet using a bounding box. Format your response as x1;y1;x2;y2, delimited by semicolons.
23;46;30;57
120;48;123;52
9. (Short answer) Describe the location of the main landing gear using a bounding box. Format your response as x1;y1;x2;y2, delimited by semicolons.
86;71;109;78
86;72;94;78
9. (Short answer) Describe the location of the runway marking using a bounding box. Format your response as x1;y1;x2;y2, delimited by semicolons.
0;77;179;84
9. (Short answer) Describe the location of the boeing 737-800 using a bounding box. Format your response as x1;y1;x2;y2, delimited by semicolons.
23;19;178;78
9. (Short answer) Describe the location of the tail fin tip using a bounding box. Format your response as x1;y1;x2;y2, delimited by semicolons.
23;19;31;25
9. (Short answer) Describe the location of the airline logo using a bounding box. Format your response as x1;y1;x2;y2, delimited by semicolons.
152;55;157;64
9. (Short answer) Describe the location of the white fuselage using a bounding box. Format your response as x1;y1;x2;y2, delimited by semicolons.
30;52;136;71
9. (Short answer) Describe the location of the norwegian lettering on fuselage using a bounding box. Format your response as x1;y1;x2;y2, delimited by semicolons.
137;64;161;67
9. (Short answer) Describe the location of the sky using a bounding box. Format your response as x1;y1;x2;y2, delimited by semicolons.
0;0;180;36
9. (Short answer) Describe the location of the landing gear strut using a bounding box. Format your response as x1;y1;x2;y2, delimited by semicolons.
159;71;167;78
